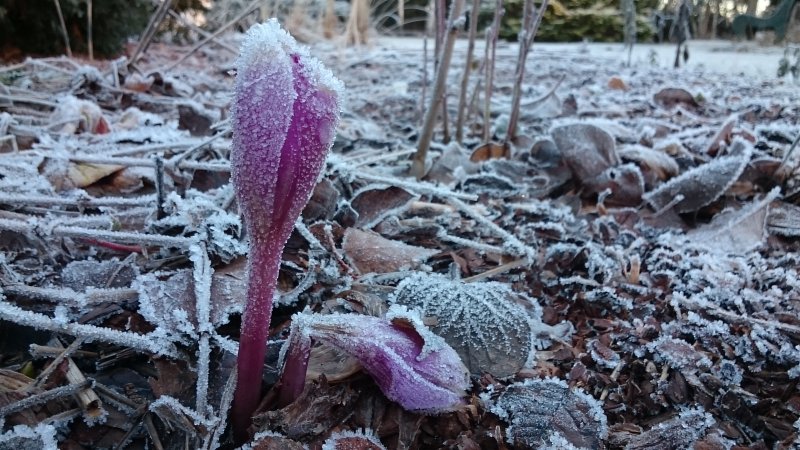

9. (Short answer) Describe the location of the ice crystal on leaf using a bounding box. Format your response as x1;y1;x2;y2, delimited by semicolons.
390;272;543;377
489;378;608;450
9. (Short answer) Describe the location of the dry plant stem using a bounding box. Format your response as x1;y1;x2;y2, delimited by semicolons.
462;258;529;282
483;0;504;143
190;243;213;416
128;0;174;69
60;340;104;418
505;0;549;142
455;0;482;143
0;298;178;355
53;0;73;57
87;0;93;61
0;193;155;208
164;2;259;73
0;380;90;418
0;219;193;248
30;337;85;390
412;0;465;179
448;197;535;258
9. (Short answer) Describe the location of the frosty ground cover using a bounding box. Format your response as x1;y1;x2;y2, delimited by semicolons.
0;32;799;449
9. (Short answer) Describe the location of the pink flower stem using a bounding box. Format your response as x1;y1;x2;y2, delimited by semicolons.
231;243;281;443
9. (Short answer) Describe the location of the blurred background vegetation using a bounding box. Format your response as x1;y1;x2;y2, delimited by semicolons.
0;0;794;59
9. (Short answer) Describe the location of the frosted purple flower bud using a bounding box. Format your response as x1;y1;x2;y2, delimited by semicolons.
229;19;343;442
280;306;470;412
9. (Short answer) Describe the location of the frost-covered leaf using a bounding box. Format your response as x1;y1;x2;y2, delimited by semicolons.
246;431;304;450
135;266;245;338
551;123;619;182
619;145;679;184
653;87;699;109
624;408;714;450
489;378;608;449
321;429;387;450
585;163;644;207
350;185;418;228
683;188;778;254
768;201;800;236
342;228;437;274
61;258;138;290
647;336;712;372
643;140;752;213
390;272;541;377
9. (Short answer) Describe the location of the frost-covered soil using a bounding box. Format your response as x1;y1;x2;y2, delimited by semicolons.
1;32;800;449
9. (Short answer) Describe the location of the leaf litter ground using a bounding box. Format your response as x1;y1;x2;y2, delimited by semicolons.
1;33;800;449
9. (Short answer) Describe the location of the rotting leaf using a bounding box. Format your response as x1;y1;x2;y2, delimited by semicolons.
683;188;779;254
489;378;608;449
390;272;540;377
350;185;418;228
643;140;752;213
624;408;714;450
653;87;699;110
551;123;619;182
342;228;437;274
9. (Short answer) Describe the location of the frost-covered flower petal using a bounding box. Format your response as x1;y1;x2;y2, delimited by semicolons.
288;307;470;412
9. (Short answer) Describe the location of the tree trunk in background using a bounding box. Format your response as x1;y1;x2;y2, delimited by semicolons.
697;2;709;38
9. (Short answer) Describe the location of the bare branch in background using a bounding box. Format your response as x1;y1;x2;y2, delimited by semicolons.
412;0;465;179
483;0;504;143
505;0;549;143
455;0;482;143
53;0;73;57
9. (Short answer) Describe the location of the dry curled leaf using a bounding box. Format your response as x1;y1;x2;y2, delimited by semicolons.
341;228;437;274
390;272;541;377
350;185;417;228
684;188;778;254
489;378;608;449
624;408;714;450
643;140;752;213
551;123;619;182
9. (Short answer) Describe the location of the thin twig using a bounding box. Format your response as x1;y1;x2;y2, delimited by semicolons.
164;2;260;73
0;380;90;418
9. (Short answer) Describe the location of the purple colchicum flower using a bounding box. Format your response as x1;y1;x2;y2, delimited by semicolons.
229;19;343;442
279;306;470;412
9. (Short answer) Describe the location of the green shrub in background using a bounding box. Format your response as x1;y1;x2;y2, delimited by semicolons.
498;0;655;42
0;0;205;58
